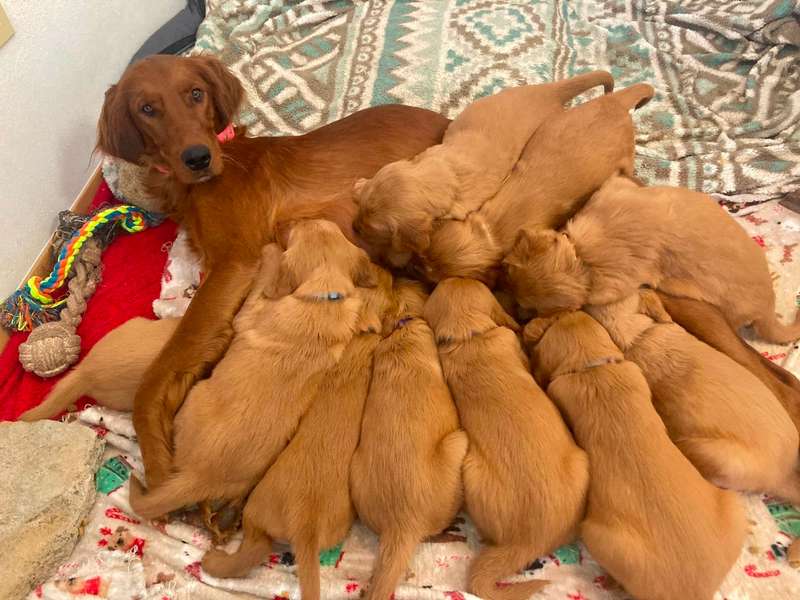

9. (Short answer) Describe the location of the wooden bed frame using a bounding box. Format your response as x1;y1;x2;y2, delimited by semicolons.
0;164;103;354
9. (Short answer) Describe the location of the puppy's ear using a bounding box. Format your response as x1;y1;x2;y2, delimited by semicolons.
354;255;378;289
491;301;521;332
395;218;432;254
352;178;368;200
523;316;556;346
638;288;672;323
261;258;296;299
193;55;244;132
96;84;146;163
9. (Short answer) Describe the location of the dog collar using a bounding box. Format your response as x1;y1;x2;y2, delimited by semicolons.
216;123;236;144
304;291;346;302
394;316;414;331
552;356;623;379
153;123;235;174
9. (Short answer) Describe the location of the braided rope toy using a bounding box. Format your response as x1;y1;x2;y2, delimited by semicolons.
2;205;161;332
1;204;163;377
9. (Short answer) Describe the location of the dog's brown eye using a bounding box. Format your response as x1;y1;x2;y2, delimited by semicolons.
141;104;154;115
191;88;203;102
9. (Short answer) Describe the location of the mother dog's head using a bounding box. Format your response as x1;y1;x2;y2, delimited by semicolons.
96;55;244;183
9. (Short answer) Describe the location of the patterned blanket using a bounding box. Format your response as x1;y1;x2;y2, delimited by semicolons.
45;1;800;599
191;0;800;205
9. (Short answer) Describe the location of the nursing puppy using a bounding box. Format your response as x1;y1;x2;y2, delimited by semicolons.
657;291;800;435
354;71;614;268
130;221;374;519
505;175;800;343
588;290;800;503
411;83;654;284
202;266;393;600
351;279;467;600
424;278;588;600
524;311;745;600
19;317;179;421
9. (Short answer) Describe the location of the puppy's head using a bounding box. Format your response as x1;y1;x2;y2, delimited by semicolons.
523;311;621;386
503;228;589;315
424;278;519;345
353;155;457;267
411;216;502;285
97;55;243;184
266;219;376;300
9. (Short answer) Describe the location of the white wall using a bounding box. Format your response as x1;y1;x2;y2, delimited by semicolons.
0;0;184;295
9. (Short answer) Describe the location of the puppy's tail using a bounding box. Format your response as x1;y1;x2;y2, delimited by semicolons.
556;70;614;104
611;82;655;112
129;470;205;521
202;524;272;578
18;369;88;421
365;532;419;600
752;313;800;345
469;543;548;600
293;523;322;600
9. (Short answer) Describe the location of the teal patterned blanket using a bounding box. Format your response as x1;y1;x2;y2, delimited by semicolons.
193;0;800;203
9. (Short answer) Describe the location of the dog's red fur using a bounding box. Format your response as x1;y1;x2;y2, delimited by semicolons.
96;54;450;485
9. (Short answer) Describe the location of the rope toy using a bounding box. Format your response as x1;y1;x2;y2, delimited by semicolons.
1;204;163;377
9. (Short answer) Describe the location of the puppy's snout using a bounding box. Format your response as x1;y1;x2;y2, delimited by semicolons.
181;145;212;171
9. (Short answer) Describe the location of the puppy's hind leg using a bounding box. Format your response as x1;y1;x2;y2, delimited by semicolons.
365;532;420;600
129;470;206;521
468;543;548;600
293;523;322;600
202;525;272;579
752;314;800;345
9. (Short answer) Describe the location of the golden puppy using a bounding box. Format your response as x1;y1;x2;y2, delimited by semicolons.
353;72;614;267
411;83;654;284
130;220;375;519
504;175;800;343
524;311;745;600
424;278;588;600
201;266;393;600
351;279;468;600
657;291;800;435
19;317;179;421
588;290;800;503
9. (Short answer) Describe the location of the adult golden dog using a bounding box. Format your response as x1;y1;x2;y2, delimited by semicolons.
96;54;450;486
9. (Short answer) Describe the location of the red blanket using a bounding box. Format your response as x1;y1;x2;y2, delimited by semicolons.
0;180;177;421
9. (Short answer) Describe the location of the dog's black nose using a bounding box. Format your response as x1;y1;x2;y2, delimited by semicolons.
181;145;211;171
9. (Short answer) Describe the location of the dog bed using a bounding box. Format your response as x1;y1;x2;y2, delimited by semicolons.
19;0;800;598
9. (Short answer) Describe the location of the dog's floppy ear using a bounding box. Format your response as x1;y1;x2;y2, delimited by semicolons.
260;253;296;299
522;315;557;346
354;255;378;289
352;178;368;201
96;84;146;163
394;217;431;255
193;55;244;132
491;300;521;332
638;288;673;323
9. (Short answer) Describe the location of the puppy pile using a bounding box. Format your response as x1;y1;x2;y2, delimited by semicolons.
24;73;800;600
